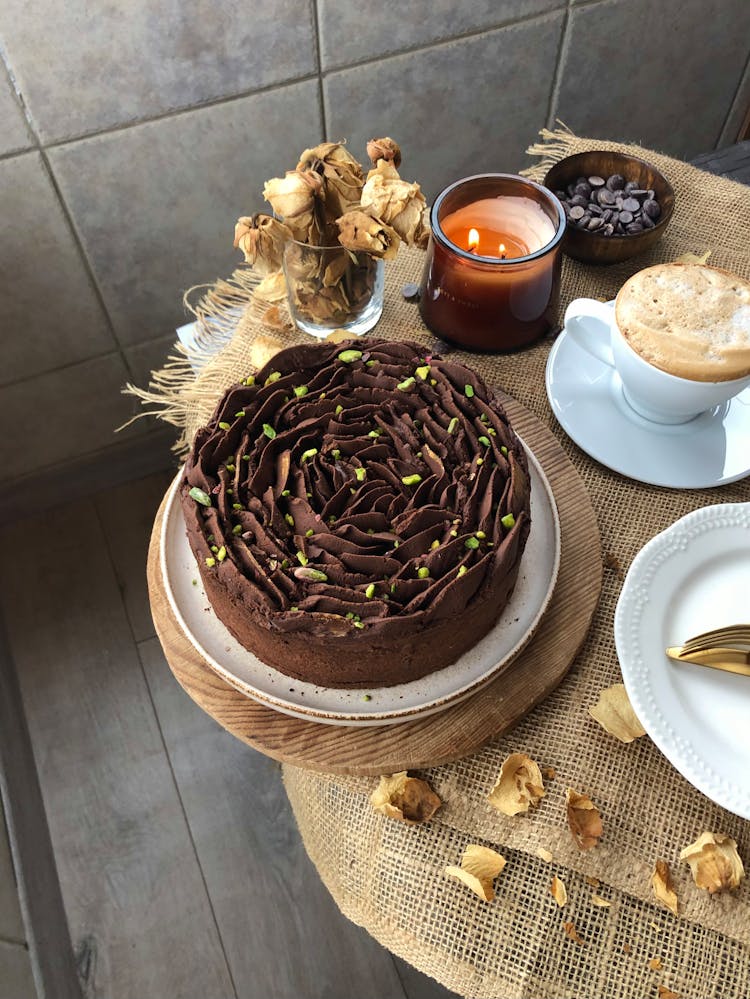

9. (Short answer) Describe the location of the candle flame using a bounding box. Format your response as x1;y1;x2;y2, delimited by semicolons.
499;243;507;259
468;228;479;253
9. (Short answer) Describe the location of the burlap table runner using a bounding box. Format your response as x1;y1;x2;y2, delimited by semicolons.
135;129;750;999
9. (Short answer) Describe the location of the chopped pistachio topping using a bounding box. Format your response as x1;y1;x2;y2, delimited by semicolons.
285;513;294;527
475;530;486;539
281;559;290;569
265;371;281;384
500;445;508;456
464;384;475;398
366;528;374;534
365;583;376;599
328;515;336;524
362;693;372;701
281;489;291;497
232;524;243;535
390;583;397;594
338;349;363;363
244;375;255;386
301;448;318;462
205;557;216;567
368;429;382;438
430;378;437;386
488;427;497;436
296;551;308;566
305;528;314;538
501;513;516;529
226;488;234;495
478;435;490;446
345;612;354;620
295;567;327;582
417;566;430;579
319;392;326;399
450;529;457;537
306;491;312;498
293;385;308;398
242;454;250;461
430;539;440;550
234;411;245;419
415;364;430;380
416;451;422;458
211;545;218;553
207;534;215;542
465;536;480;549
335;404;344;415
365;359;378;367
401;474;422;486
353;620;365;629
458;565;468;577
262;423;276;439
217;546;227;562
226;464;235;473
397;376;415;391
480;413;489;423
447;416;459;434
218;421;231;431
355;467;366;482
188;486;211;507
192;578;198;586
290;606;299;612
232;503;244;510
332;448;341;460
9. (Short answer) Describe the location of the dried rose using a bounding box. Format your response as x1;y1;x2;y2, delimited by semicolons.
254;271;287;303
588;683;646;743
297;141;364;220
370;771;441;824
367;136;402;169
361;160;429;247
263;169;325;242
566;788;603;850
336;210;400;260
550;875;567;907
233;214;293;274
487;753;545;816
680;832;745;893
445;844;506;902
651;860;678;915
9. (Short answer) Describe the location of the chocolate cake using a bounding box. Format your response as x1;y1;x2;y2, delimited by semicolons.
180;339;531;688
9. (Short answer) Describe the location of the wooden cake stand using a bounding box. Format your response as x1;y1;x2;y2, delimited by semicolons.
147;393;602;776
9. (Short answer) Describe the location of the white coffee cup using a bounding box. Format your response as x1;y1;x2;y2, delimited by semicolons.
564;298;750;424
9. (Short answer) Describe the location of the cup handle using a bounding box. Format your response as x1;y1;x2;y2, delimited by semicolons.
563;298;615;368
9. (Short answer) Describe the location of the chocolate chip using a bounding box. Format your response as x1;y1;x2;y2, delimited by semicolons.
624;181;638;193
575;182;592;198
603;223;614;235
570;194;589;208
588;175;605;187
606;174;625;191
401;282;421;301
626;222;644;233
569;205;585;220
643;199;661;219
619;210;634;224
641;213;655;228
555;190;567;200
597;188;616;206
622;197;640;213
588;204;603;216
588;216;604;230
629;189;648;198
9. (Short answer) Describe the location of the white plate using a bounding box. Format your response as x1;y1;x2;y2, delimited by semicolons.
160;441;561;727
615;503;750;819
545;304;750;489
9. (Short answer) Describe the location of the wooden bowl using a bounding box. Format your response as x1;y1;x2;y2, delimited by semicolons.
543;150;675;265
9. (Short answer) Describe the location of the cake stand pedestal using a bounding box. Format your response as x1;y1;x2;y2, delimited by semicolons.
147;391;601;775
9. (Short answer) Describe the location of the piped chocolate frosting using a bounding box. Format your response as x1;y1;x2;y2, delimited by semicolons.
181;339;531;688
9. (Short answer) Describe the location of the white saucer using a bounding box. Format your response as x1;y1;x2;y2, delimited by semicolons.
160;440;560;727
615;503;750;819
545;306;750;489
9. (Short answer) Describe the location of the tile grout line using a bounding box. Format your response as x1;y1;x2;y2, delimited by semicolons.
544;0;574;131
310;0;328;140
717;47;750;146
0;932;28;948
90;500;239;999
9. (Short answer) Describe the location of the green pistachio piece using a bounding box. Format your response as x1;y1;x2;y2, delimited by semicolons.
205;557;216;567
207;534;215;542
244;375;255;386
480;413;488;423
397;376;415;391
332;448;341;460
234;411;245;419
290;606;299;612
296;551;308;566
294;567;328;582
353;621;365;629
430;539;440;550
390;583;397;594
365;359;378;367
293;385;308;398
242;454;251;461
500;445;508;456
262;424;276;439
281;559;290;569
417;567;430;579
430;378;437;386
285;513;294;527
478;435;490;446
345;612;354;620
475;530;486;539
319;392;326;399
450;529;457;537
305;528;314;538
265;371;281;384
464;384;475;398
476;458;484;466
226;489;234;495
337;349;363;363
211;545;218;553
217;546;227;562
447;417;459;434
415;365;430;380
192;578;198;586
501;513;516;529
368;429;382;438
401;474;422;486
458;565;468;577
232;524;243;535
281;489;291;497
465;536;480;549
226;464;235;473
355;467;366;482
335;404;344;415
188;486;211;506
218;421;231;431
488;427;497;436
301;448;318;462
232;503;244;511
362;693;372;701
365;583;376;599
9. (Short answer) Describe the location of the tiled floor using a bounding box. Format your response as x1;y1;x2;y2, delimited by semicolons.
0;470;457;999
0;804;35;998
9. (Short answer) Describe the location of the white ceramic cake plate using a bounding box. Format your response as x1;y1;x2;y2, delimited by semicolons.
545;302;750;489
615;503;750;819
160;440;561;727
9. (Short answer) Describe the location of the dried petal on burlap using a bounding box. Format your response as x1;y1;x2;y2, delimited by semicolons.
652;860;678;915
337;210;400;259
566;788;603;850
255;271;288;303
360;160;429;247
537;847;554;863
588;683;646;743
657;986;681;999
233;214;293;274
675;249;711;265
680;832;745;894
591;894;612;908
445;845;506;902
370;772;442;824
649;958;663;971
487;753;546;816
296;141;365;220
550;876;568;907
367;136;402;169
263;169;326;243
563;921;585;945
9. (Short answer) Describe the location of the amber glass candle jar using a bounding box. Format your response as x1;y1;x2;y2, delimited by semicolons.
419;174;566;351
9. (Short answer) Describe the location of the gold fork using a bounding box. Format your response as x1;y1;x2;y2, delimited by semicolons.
666;624;750;677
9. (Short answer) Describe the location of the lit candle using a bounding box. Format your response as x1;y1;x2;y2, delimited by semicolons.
419;175;566;351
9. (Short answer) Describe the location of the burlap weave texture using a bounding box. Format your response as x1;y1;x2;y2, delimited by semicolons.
142;130;750;998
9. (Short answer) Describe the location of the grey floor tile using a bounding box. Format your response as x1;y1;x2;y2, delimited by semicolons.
48;80;323;349
720;57;750;146
0;70;32;156
0;152;115;386
0;801;24;944
318;0;564;70
324;13;565;202
553;0;750;160
0;0;316;143
0;939;35;998
0;352;145;482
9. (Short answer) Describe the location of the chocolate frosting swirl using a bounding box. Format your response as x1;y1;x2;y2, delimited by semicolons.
181;339;530;644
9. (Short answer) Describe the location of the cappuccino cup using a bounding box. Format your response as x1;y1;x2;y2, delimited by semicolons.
565;263;750;424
